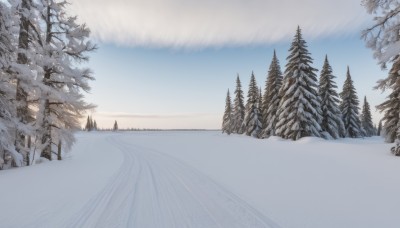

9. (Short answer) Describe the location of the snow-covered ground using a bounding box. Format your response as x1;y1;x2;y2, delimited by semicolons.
0;131;398;228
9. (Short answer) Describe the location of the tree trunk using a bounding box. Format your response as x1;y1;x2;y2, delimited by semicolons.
57;140;62;160
40;99;52;161
15;0;32;152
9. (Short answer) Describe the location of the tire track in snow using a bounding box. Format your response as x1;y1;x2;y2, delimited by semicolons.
65;135;280;228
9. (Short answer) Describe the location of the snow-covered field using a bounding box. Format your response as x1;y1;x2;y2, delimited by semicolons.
0;131;398;228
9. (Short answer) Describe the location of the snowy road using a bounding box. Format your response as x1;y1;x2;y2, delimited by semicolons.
66;135;279;228
3;132;396;228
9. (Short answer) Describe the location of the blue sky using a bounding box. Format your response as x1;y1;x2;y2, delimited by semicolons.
71;0;387;129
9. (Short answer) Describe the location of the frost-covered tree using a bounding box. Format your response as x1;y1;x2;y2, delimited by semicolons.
35;0;96;160
261;50;283;138
361;96;375;136
10;0;41;159
0;2;23;168
375;56;400;142
275;26;322;140
362;0;400;68
0;0;95;168
113;120;118;131
232;75;245;134
340;67;363;138
222;89;233;135
362;0;400;152
242;72;262;137
319;55;345;139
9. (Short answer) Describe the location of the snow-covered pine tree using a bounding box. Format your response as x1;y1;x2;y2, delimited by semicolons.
275;26;322;140
10;0;41;162
339;67;363;138
362;0;400;69
35;0;96;160
93;120;97;131
222;89;233;135
113;121;118;131
0;2;23;168
261;50;283;138
242;72;262;137
362;0;400;153
374;56;400;142
232;75;245;134
258;87;263;118
361;96;375;136
318;55;345;139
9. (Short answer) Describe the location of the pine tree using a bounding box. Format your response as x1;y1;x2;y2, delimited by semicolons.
362;1;400;153
377;120;382;136
85;115;91;131
319;55;345;139
0;2;23;168
374;56;400;142
275;26;322;140
258;87;263;118
232;75;245;134
362;0;400;68
90;116;94;131
10;0;40;162
113;120;118;131
222;89;233;135
93;120;97;131
242;72;262;137
261;50;283;138
340;67;363;138
361;96;375;136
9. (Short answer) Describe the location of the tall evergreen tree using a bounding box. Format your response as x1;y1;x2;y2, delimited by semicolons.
340;67;363;138
0;2;23;168
375;56;400;142
222;89;233;135
85;115;91;131
232;75;245;134
361;96;375;136
90;116;94;130
113;120;118;131
257;87;263;131
258;87;263;117
275;26;322;140
242;72;262;137
362;1;400;154
10;0;40;161
261;50;283;138
93;120;97;131
377;120;382;136
319;55;345;139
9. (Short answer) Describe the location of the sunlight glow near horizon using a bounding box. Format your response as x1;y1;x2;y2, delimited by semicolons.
71;0;386;129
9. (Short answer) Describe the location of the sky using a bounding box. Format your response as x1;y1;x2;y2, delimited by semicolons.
68;0;387;129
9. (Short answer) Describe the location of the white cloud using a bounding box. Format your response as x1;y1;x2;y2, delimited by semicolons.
69;0;369;48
